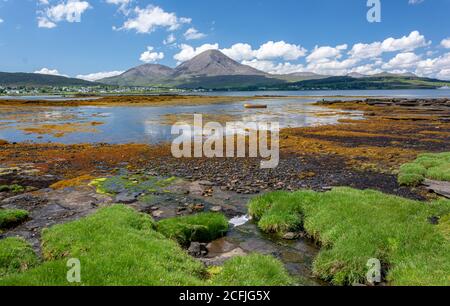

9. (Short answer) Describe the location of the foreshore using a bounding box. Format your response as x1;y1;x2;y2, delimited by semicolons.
0;96;449;286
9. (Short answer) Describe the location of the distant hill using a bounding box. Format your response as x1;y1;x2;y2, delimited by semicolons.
0;72;98;87
274;72;329;82
2;50;449;90
173;50;266;78
272;75;450;90
101;64;174;87
100;50;269;88
97;50;450;90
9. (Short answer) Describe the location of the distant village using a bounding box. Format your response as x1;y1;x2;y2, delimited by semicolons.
0;85;204;96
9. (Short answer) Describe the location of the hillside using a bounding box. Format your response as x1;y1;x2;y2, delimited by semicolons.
0;72;98;87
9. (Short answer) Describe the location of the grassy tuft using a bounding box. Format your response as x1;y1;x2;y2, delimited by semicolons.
398;152;450;186
0;209;29;230
0;185;25;193
0;205;205;285
210;254;294;286
0;237;39;278
157;212;229;246
0;205;291;286
249;187;450;286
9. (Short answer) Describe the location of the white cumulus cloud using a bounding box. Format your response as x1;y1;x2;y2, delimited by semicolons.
173;43;219;62
34;68;68;77
382;52;422;70
307;44;348;63
118;5;191;34
76;70;125;81
184;27;206;40
349;31;430;59
139;46;164;63
441;38;450;49
254;41;307;61
163;33;176;45
38;0;91;28
221;43;255;61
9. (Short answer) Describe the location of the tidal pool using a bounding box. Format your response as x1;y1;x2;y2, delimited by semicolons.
0;98;363;144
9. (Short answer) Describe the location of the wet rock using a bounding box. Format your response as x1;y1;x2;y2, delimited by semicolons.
283;232;300;240
198;180;214;187
428;216;439;225
115;192;140;204
1;193;44;208
200;248;246;266
187;242;208;257
152;210;164;218
210;206;222;213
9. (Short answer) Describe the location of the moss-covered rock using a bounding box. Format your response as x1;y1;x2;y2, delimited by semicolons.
0;209;29;230
157;212;229;246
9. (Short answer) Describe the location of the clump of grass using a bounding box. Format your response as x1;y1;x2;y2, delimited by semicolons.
398;152;450;186
157;212;229;246
0;237;38;278
0;209;29;230
210;254;294;286
249;187;450;286
0;205;205;286
437;214;450;240
0;205;291;286
0;185;25;193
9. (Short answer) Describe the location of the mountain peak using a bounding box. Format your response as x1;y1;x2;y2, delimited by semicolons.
173;49;266;78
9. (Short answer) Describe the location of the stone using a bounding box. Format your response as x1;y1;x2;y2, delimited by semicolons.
152;210;164;218
422;179;450;199
115;192;140;204
210;206;222;213
188;242;208;257
282;232;299;240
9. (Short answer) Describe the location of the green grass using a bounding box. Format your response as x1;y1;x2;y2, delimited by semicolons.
0;237;39;278
249;187;450;286
157;212;229;246
398;152;450;186
210;254;294;286
0;209;29;230
0;205;289;286
0;184;25;193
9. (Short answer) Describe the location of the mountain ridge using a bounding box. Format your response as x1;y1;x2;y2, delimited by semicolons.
0;72;98;87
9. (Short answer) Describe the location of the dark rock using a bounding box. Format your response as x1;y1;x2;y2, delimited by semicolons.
188;242;208;257
428;216;439;225
115;192;140;204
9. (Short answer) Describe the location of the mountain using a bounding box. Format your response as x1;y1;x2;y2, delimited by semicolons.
99;49;271;88
101;64;174;86
346;72;367;79
267;75;450;91
372;72;418;78
0;72;98;87
275;72;329;82
172;50;266;78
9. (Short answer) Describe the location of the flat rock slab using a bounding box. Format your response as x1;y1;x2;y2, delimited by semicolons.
423;179;450;199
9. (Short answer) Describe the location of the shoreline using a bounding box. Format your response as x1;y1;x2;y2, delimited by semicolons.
1;96;449;286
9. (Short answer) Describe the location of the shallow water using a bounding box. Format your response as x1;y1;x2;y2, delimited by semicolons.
209;221;323;286
0;97;363;144
201;89;450;98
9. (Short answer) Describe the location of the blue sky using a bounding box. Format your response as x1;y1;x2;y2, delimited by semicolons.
0;0;449;80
